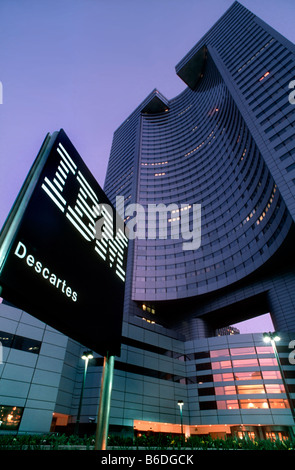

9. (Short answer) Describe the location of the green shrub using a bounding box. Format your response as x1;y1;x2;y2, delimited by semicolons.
0;432;294;450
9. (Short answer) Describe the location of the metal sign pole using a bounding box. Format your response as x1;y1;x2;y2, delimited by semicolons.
94;354;115;450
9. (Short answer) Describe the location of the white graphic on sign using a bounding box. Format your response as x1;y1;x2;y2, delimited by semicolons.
41;142;128;282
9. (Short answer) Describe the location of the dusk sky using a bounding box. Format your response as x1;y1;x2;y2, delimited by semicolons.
0;0;294;333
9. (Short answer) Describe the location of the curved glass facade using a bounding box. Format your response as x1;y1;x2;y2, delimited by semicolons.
134;55;292;301
104;1;295;336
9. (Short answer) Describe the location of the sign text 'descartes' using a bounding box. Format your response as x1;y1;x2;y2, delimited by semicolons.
0;129;128;357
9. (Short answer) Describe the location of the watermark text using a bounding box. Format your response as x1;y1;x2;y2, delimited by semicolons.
288;80;295;104
289;340;295;365
95;196;202;251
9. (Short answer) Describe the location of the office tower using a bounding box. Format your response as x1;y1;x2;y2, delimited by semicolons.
102;0;295;438
104;1;295;338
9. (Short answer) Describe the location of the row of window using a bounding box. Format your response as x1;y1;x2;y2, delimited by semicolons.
91;357;186;384
228;21;272;78
198;383;287;396
195;346;273;358
236;38;274;75
142;104;258;184
134;246;268;280
244;49;291;102
195;370;282;384
196;358;278;371
0;330;41;354
139;136;278;254
200;398;291;411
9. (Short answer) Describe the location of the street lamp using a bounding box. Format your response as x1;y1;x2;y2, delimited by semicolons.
263;332;280;343
75;350;93;434
263;332;295;427
177;400;184;439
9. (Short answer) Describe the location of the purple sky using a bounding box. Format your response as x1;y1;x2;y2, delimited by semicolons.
0;0;293;333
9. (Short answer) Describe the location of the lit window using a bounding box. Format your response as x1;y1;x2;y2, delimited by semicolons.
212;360;232;369
259;358;277;366
240;399;269;409
230;347;255;356
237;384;265;394
0;406;23;430
215;385;236;395
234;371;262;380
256;346;274;354
141;161;168;166
168;216;180;223
262;370;281;380
232;359;259;367
269;399;289;409
141;317;155;324
259;71;270;81
210;349;229;358
213;373;234;382
217;400;239;410
237;39;274;73
265;384;285;394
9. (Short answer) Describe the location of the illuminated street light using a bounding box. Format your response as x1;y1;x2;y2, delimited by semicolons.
263;332;280;343
82;350;94;361
75;350;93;434
263;332;295;435
177;400;184;439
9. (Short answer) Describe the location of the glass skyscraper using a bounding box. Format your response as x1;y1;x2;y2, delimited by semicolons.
102;0;295;439
0;1;294;440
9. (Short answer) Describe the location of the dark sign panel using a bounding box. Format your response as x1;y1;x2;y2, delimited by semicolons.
0;129;128;357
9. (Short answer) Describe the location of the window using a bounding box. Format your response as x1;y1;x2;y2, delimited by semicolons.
230;347;255;356
196;362;212;371
142;304;155;314
240;399;269;409
259;358;278;366
217;400;239;410
237;384;265;394
256;346;274;354
234;371;262;380
232;358;259;368
262;370;281;380
213;373;234;382
212;360;232;370
265;432;288;441
269;399;289;409
215;385;236;395
0;405;23;431
196;374;213;384
0;330;41;354
195;351;210;360
259;71;270;81
210;349;229;358
265;384;285;394
0;331;13;347
199;401;217;410
198;387;215;397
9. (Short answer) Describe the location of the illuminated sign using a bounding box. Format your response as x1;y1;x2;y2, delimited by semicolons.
0;129;128;357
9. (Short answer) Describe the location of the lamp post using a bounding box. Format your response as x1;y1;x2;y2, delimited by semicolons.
177;400;184;440
75;350;93;435
263;332;295;430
